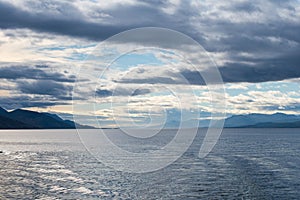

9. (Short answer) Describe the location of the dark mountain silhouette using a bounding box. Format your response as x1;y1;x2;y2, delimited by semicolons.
1;106;299;129
0;106;7;115
0;115;35;129
0;107;93;129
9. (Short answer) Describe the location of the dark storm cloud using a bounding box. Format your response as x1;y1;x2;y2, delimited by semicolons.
181;54;300;84
114;49;300;84
206;22;300;53
0;66;75;82
109;0;299;84
17;80;72;97
0;65;74;106
111;0;300;86
180;49;300;84
219;52;300;83
0;0;299;84
0;79;74;109
0;0;200;43
0;1;125;41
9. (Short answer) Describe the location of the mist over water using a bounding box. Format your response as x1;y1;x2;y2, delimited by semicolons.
0;129;299;199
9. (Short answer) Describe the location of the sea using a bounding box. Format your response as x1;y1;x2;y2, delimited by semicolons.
0;128;299;199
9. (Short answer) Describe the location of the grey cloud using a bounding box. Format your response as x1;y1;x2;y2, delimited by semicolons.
0;78;75;109
113;51;300;84
17;80;72;97
1;0;299;47
181;53;300;84
231;1;261;13
208;23;300;53
0;64;83;109
115;76;179;85
180;70;205;85
96;89;113;97
0;1;126;41
0;0;201;43
96;88;151;97
219;51;300;83
106;0;300;84
0;65;75;82
0;96;62;110
112;66;187;85
131;88;151;96
1;0;300;85
179;49;300;84
114;70;210;85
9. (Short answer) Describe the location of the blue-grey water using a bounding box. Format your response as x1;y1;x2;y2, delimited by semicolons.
0;129;299;199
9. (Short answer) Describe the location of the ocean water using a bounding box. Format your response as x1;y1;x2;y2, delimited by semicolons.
0;129;299;199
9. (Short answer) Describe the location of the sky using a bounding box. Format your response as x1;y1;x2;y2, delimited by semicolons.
0;0;300;128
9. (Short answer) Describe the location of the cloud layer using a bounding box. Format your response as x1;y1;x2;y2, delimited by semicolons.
0;0;299;126
0;0;299;83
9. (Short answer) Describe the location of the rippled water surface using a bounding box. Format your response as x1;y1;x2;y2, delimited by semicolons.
0;129;299;199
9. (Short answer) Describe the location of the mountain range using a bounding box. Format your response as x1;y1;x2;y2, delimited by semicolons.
0;107;93;129
224;113;300;128
196;112;300;128
0;106;300;129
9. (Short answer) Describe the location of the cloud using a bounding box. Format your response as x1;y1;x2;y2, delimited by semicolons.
17;80;72;98
0;0;300;118
112;65;193;85
96;87;151;97
131;88;151;96
114;55;300;85
0;64;75;108
96;89;113;97
0;0;199;43
171;50;300;84
218;51;300;83
0;95;61;110
0;1;125;41
221;89;300;115
1;0;299;85
226;84;249;90
0;65;75;82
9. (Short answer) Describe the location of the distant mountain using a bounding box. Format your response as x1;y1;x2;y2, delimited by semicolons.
241;121;300;128
0;107;93;129
1;106;299;129
224;113;300;128
148;112;300;129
